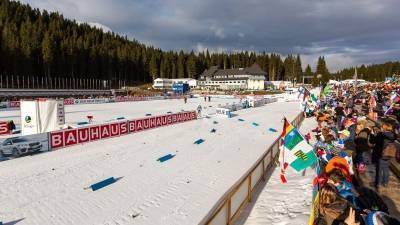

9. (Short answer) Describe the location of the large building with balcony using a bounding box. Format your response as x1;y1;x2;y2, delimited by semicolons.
198;63;267;90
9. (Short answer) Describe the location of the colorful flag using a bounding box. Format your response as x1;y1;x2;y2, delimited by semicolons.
311;94;318;103
384;104;394;116
322;85;332;97
303;88;310;102
390;92;400;104
281;118;318;172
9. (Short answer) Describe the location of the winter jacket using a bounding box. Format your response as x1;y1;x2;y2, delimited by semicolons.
369;131;396;164
354;129;371;154
336;181;361;210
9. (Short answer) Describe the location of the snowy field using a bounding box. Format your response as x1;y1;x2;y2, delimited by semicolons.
234;117;317;225
0;98;301;225
0;97;241;128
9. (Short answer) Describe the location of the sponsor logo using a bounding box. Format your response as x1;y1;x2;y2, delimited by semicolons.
50;111;197;149
0;122;10;135
25;116;32;123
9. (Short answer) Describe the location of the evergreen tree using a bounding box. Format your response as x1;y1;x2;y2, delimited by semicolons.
295;54;303;83
41;31;54;77
149;53;159;80
177;50;185;78
316;56;330;84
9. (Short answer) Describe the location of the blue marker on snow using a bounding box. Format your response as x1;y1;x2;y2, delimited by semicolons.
210;128;217;133
87;177;120;191
269;128;278;132
157;154;175;163
145;113;152;116
238;118;245;122
252;122;259;126
194;139;205;145
213;121;219;124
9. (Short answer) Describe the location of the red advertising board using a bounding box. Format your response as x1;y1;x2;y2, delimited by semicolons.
63;99;75;105
0;121;10;136
50;111;197;149
9;101;20;108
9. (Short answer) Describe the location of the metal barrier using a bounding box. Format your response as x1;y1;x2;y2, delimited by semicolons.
200;112;305;225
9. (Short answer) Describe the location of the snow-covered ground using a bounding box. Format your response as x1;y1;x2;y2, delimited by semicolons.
0;97;241;128
234;117;318;225
0;99;301;225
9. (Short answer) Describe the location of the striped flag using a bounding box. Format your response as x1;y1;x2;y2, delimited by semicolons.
303;88;310;102
281;118;318;172
390;92;400;104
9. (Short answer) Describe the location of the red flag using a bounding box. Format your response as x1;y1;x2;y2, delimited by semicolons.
280;174;287;183
280;162;289;184
281;118;291;137
303;88;310;102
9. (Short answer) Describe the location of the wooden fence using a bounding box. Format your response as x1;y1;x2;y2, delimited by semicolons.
200;112;305;225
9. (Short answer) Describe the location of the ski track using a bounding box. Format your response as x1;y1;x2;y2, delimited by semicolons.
0;98;301;225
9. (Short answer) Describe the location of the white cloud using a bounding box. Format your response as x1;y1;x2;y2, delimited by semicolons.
209;25;226;39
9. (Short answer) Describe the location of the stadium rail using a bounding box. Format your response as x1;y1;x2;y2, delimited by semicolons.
199;111;305;225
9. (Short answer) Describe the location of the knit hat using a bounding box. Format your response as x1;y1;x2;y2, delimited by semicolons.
338;130;350;137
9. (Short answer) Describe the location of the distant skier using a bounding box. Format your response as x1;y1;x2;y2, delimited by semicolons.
184;96;187;104
204;95;207;102
208;96;211;102
197;105;202;118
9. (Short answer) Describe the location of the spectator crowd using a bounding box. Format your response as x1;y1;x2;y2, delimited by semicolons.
303;82;400;225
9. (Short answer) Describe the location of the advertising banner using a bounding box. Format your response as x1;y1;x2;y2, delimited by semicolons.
20;101;40;135
0;121;10;136
21;100;65;135
0;102;9;109
57;100;65;125
50;111;197;150
63;99;74;105
0;132;50;161
10;101;20;108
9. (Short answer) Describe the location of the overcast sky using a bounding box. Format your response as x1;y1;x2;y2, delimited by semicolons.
18;0;400;72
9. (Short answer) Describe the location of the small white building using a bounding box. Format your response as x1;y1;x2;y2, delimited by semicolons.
153;78;174;89
152;78;197;90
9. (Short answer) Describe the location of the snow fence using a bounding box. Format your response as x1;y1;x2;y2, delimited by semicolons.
200;111;305;225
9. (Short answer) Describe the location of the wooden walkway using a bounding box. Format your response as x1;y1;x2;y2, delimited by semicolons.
356;156;400;219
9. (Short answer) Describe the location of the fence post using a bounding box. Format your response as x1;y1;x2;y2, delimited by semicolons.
227;198;232;225
248;175;252;202
262;159;266;181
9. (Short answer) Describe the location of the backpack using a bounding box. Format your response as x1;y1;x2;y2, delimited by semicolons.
356;187;388;213
383;143;397;158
